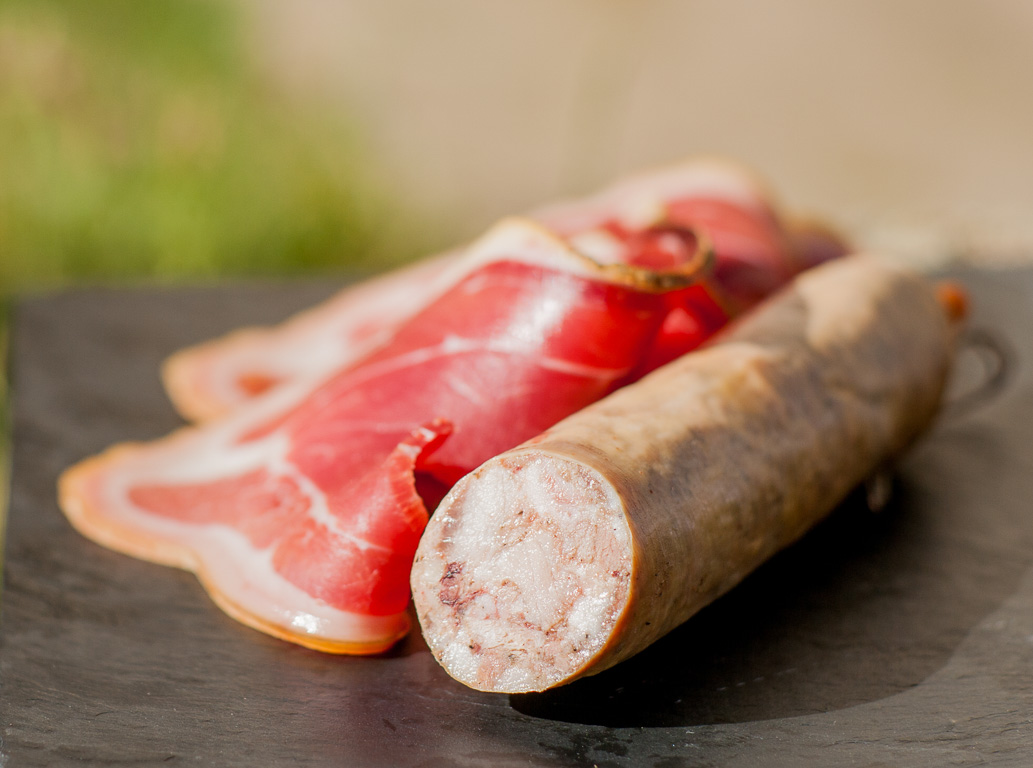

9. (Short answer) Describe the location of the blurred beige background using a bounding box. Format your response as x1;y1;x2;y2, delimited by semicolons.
246;0;1033;266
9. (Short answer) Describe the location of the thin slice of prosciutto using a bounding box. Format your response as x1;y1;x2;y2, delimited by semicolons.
59;219;721;654
164;159;847;422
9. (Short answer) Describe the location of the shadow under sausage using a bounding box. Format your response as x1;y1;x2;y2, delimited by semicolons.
511;273;1033;730
509;466;1030;727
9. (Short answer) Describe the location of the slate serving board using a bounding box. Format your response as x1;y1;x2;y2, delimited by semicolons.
3;268;1033;767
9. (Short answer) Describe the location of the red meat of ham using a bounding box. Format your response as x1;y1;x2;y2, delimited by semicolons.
163;159;848;423
59;219;723;654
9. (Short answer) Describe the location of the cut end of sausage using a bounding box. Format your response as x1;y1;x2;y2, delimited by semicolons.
411;451;633;693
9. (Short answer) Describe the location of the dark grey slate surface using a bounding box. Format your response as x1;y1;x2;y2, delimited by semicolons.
3;269;1033;767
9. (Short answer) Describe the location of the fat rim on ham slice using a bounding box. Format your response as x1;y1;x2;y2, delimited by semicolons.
411;254;962;693
162;251;461;423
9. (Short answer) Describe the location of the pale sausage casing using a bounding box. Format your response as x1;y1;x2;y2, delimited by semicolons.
410;254;959;693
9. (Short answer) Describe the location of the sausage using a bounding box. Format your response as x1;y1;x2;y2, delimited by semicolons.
410;254;960;693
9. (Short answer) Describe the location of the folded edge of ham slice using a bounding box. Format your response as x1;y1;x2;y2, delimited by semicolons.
410;254;962;692
59;217;720;654
162;158;845;423
162;250;461;423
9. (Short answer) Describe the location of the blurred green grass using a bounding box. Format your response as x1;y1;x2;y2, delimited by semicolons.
0;0;421;292
0;0;433;533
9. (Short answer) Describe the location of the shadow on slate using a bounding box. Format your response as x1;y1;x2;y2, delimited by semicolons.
511;479;1023;727
512;269;1033;729
4;267;1033;766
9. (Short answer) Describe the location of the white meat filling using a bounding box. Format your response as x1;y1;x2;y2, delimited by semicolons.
431;453;633;692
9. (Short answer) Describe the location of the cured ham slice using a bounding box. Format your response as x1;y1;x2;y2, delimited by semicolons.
59;219;720;654
164;159;846;422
